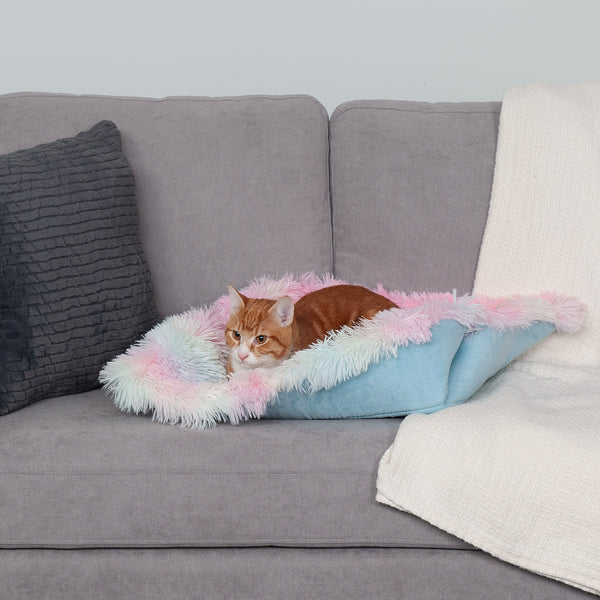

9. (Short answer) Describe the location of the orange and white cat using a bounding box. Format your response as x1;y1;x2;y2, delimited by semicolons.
225;284;397;375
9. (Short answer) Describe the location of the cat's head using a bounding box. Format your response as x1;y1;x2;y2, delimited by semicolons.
225;285;294;373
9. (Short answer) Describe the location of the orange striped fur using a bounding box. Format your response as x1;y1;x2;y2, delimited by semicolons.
225;284;397;375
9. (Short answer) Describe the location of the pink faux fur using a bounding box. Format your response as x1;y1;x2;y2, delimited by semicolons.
100;273;586;429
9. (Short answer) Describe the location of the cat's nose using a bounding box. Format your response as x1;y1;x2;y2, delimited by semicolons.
238;348;249;361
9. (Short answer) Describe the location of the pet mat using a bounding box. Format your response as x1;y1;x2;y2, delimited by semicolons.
100;274;585;428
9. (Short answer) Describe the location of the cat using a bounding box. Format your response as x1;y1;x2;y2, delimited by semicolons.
225;284;397;375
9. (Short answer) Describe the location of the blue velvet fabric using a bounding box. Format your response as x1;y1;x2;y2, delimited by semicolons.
263;321;556;419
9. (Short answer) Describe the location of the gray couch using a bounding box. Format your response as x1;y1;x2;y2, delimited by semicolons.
0;93;593;599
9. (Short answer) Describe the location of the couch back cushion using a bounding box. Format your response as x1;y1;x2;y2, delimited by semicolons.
0;93;332;317
330;100;500;294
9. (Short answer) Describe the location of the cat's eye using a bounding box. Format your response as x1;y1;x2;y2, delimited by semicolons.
255;335;268;344
232;331;241;340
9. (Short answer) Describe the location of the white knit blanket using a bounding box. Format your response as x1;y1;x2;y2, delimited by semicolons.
376;82;600;594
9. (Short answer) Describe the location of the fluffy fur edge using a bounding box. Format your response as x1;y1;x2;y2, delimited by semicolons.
99;273;586;428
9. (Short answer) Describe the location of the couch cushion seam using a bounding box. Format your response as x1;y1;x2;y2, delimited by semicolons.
0;538;469;547
330;104;500;128
0;92;330;127
0;470;373;476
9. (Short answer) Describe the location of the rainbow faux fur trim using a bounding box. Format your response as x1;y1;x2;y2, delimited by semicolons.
99;273;586;428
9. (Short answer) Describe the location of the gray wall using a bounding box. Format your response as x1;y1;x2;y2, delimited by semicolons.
1;0;599;112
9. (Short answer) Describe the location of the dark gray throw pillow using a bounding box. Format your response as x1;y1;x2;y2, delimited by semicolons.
0;120;158;415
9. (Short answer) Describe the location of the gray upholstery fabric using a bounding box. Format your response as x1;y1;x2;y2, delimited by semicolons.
2;393;593;598
0;390;465;549
2;94;587;598
330;100;500;293
0;121;157;415
0;93;332;317
3;548;593;600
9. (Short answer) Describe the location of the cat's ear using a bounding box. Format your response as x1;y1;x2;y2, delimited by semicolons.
268;296;294;327
228;285;246;315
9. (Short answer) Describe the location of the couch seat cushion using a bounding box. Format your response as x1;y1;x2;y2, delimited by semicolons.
0;390;469;550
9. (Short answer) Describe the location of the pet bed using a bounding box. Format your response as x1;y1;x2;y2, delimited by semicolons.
100;273;584;428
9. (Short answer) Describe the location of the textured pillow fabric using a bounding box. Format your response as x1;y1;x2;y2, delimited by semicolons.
0;120;158;415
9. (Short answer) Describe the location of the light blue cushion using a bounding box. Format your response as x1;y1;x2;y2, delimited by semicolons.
445;321;556;406
263;320;556;419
